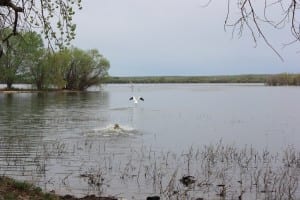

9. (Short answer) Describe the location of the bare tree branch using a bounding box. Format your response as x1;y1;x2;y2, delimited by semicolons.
205;0;300;60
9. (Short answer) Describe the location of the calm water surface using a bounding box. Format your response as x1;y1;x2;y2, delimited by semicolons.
0;84;299;198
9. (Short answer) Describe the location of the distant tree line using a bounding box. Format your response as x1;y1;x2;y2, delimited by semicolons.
105;74;300;86
104;75;267;84
265;73;300;86
0;30;110;90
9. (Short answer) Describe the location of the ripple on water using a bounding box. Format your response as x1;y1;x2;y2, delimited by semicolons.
85;124;140;137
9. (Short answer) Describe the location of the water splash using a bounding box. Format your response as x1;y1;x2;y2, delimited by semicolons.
86;124;140;137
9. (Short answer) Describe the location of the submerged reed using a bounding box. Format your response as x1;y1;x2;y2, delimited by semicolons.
0;138;299;199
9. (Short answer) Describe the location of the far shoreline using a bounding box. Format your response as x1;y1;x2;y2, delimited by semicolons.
0;83;265;94
1;73;300;91
0;88;83;94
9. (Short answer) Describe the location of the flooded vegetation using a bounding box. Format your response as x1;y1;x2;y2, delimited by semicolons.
0;138;299;199
0;84;300;199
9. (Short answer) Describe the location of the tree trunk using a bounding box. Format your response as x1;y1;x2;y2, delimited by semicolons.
6;80;13;90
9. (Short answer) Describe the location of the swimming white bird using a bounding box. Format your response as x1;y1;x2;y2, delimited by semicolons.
129;96;144;104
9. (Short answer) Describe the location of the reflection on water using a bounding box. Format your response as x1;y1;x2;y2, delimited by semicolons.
0;84;300;199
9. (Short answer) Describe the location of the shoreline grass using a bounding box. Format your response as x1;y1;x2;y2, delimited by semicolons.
0;176;117;200
2;74;300;90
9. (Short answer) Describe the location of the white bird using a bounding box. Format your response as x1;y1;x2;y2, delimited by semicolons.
129;96;144;104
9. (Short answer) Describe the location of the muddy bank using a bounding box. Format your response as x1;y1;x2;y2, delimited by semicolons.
0;176;117;200
0;88;82;93
60;195;117;200
0;176;162;200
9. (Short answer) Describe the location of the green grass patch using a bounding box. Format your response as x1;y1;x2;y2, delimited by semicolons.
0;176;59;200
12;179;32;191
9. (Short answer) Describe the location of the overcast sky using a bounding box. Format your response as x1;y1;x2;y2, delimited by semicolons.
72;0;300;76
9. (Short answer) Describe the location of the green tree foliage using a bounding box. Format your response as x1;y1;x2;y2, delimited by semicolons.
0;30;110;90
22;32;47;89
29;50;52;90
0;0;82;56
29;47;110;91
61;48;110;90
0;31;44;89
47;49;72;89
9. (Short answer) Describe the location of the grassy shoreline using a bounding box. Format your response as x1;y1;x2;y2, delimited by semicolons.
0;176;117;200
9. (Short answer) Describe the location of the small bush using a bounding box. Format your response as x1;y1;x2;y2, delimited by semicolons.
12;180;32;191
3;192;17;200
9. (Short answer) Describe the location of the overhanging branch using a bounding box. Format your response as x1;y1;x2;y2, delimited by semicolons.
0;0;23;40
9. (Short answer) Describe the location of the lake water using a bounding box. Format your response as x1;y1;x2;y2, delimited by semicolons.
0;84;299;199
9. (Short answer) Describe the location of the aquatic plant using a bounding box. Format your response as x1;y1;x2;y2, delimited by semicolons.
0;137;299;199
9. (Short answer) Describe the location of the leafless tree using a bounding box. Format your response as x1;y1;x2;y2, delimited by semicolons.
204;0;300;60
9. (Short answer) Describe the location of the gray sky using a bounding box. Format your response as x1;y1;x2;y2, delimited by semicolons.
72;0;299;76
